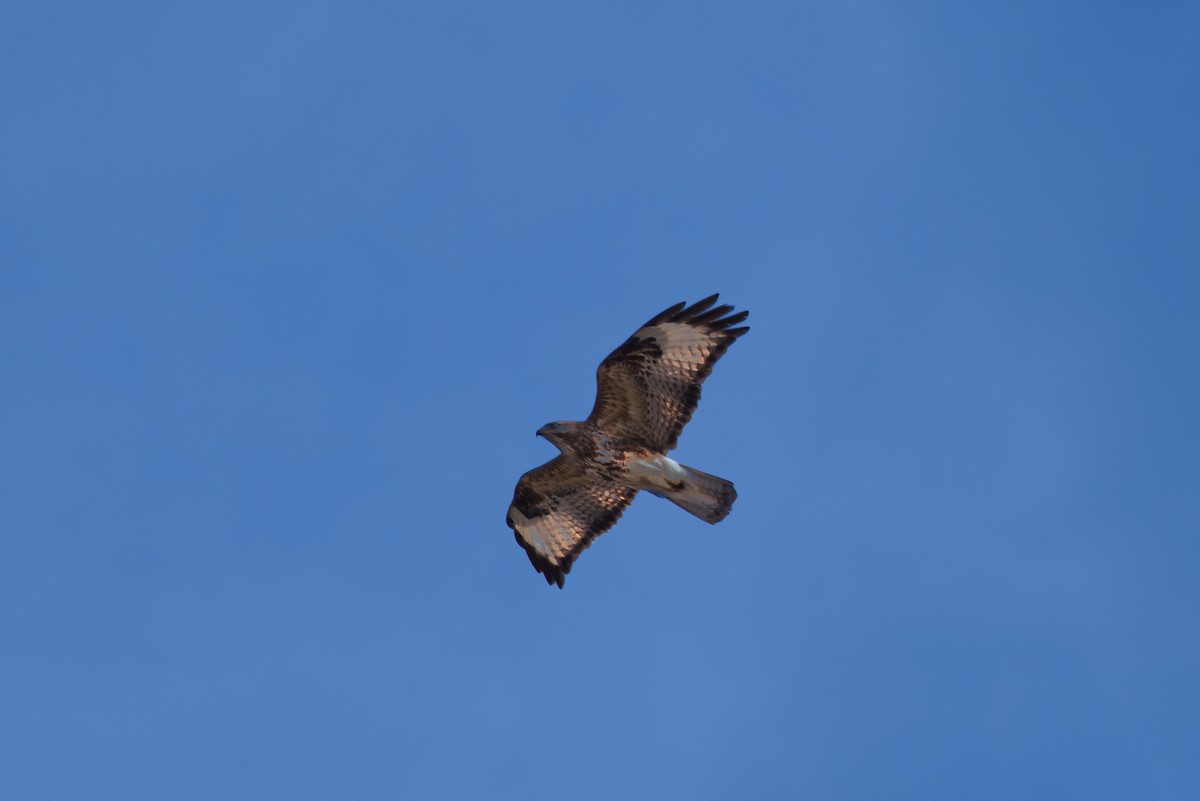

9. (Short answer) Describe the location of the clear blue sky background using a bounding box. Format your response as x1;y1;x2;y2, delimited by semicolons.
2;1;1198;798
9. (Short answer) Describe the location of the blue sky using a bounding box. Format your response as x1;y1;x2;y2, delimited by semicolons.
2;1;1198;798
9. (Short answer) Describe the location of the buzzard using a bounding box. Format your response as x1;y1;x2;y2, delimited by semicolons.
505;294;749;587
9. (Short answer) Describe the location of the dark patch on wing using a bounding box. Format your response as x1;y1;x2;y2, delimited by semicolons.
511;482;549;519
585;499;625;539
604;335;664;366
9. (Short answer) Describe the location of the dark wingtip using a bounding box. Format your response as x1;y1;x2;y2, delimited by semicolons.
544;563;566;588
715;309;749;329
690;304;735;325
678;294;720;320
675;298;749;337
644;300;687;327
642;295;754;331
512;528;568;588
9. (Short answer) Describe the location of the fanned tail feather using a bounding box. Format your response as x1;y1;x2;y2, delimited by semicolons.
662;465;737;524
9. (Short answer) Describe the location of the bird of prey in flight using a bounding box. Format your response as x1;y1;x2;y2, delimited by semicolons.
505;294;749;587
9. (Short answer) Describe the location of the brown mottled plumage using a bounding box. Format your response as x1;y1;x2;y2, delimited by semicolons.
505;295;749;588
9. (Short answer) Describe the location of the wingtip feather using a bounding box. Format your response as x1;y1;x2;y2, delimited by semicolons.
679;294;720;319
644;301;687;327
690;304;735;325
642;294;753;332
715;309;749;330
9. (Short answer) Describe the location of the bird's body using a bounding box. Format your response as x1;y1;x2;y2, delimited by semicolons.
505;294;749;587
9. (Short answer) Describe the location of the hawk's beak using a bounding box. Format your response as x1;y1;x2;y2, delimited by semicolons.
536;426;547;439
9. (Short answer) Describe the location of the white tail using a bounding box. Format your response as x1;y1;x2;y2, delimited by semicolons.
660;465;737;524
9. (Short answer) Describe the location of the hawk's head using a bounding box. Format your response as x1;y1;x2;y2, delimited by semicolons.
536;421;588;453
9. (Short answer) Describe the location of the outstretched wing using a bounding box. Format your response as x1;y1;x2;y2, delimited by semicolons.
587;294;749;453
505;457;638;588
